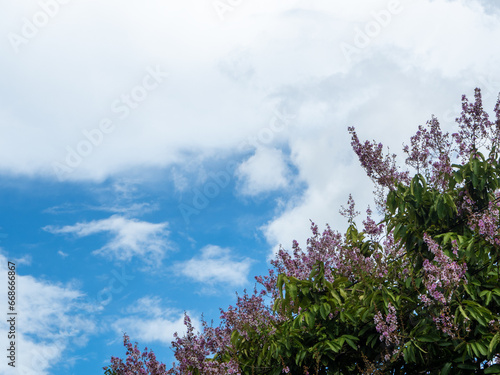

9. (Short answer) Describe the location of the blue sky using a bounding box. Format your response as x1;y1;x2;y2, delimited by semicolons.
1;0;500;374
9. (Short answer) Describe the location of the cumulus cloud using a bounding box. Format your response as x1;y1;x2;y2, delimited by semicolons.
44;215;170;266
110;296;197;345
0;254;95;375
176;245;253;287
236;147;291;196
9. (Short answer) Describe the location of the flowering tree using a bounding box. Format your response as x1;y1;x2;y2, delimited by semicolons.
104;334;167;375
105;88;500;374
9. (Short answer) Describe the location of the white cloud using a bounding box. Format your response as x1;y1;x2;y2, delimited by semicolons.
3;1;497;182
0;254;95;375
176;245;253;287
1;0;500;276
259;68;454;256
44;202;158;215
44;215;170;266
13;254;32;265
236;147;290;196
110;296;198;345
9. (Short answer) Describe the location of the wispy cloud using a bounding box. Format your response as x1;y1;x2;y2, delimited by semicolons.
43;202;158;216
13;254;32;265
176;245;253;287
44;215;170;267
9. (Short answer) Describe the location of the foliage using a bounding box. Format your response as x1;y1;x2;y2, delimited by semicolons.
105;88;500;374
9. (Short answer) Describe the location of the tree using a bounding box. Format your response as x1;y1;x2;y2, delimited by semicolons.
104;334;167;375
105;88;500;374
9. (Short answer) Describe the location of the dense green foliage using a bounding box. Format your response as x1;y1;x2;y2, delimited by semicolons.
223;91;500;374
226;154;500;374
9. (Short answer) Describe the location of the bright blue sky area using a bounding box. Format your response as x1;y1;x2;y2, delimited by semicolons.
1;1;500;374
1;173;290;374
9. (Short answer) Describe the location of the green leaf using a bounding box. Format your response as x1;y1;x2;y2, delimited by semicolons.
339;287;347;300
440;362;452;375
305;311;315;329
485;364;500;374
330;290;342;305
457;363;477;370
458;305;470;320
319;303;330;320
345;338;358;350
287;283;298;301
437;197;446;220
403;342;416;363
418;335;439;343
394;223;403;239
413;341;427;353
367;334;378;348
326;340;341;353
476;342;488;356
415;277;422;288
480;290;493;306
440;232;452;244
343;310;354;323
489;332;500;356
342;334;359;341
296;349;307;365
470;342;481;357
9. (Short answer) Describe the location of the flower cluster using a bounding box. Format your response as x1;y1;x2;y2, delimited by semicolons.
258;214;382;295
432;306;457;338
258;222;344;295
468;192;500;246
104;334;167;375
370;232;407;281
403;116;452;190
452;88;497;161
167;314;240;375
352;88;500;201
362;207;384;239
419;234;467;307
166;287;277;375
339;194;360;224
374;303;400;347
349;127;410;189
219;289;276;339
